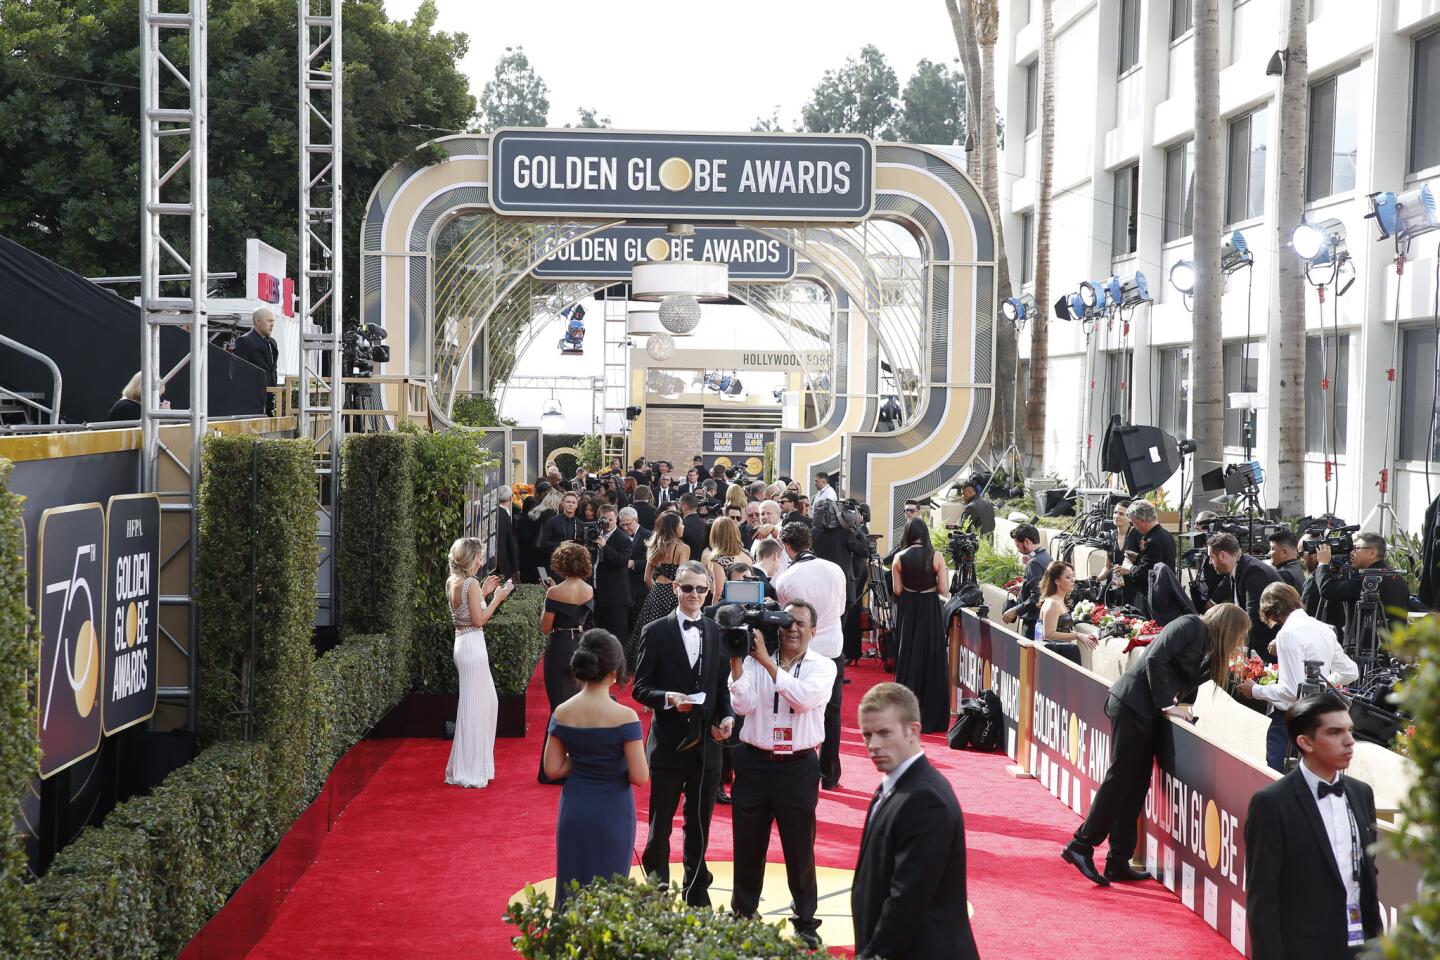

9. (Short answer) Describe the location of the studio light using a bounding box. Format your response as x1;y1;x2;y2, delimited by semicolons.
1368;184;1439;243
540;396;565;426
1291;218;1349;266
1078;279;1110;312
1169;259;1196;296
1001;293;1038;324
1106;271;1151;306
1220;230;1253;274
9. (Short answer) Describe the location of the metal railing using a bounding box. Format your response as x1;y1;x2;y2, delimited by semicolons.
0;332;62;424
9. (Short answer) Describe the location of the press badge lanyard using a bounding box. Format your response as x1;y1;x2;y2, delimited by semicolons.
1341;795;1364;946
771;659;804;754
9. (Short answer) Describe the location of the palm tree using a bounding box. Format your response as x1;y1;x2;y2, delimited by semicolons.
1273;0;1310;516
1191;0;1224;514
1026;0;1055;471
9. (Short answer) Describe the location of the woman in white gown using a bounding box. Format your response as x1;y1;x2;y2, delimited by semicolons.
445;537;515;787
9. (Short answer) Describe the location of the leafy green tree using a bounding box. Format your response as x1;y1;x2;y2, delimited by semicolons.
0;0;475;323
479;45;548;129
895;58;966;145
750;107;786;133
569;107;609;129
800;44;898;139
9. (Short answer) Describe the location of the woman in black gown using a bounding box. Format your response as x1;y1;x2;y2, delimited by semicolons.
538;543;594;784
890;517;951;733
627;511;690;665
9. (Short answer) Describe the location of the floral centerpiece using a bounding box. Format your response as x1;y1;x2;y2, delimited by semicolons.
511;483;535;507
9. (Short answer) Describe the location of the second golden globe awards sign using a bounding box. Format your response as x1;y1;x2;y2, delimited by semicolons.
37;504;105;778
490;129;874;221
103;494;159;735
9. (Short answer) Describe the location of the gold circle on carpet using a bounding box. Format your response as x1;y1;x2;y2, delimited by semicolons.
658;157;693;191
510;863;974;948
645;237;671;261
1204;800;1221;869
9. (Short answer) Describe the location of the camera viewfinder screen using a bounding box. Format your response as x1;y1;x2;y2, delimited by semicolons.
722;580;765;605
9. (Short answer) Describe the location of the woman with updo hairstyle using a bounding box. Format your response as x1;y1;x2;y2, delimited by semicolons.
444;537;514;788
537;541;594;784
1036;561;1096;664
889;516;950;732
628;510;690;659
544;629;648;910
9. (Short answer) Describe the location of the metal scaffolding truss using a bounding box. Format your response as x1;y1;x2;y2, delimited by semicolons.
140;0;207;731
298;0;344;625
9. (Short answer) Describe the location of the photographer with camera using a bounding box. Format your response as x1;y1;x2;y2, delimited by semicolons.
1000;523;1051;637
537;491;586;578
1314;533;1410;648
726;599;836;950
1267;530;1305;592
1236;583;1359;772
1196;532;1281;660
592;504;633;644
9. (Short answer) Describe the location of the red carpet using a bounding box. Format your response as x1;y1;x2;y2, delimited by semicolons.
244;661;1233;959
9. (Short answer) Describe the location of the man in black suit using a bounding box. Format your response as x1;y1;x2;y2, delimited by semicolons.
678;493;708;561
959;479;996;537
492;485;519;581
619;507;650;635
1125;500;1177;614
1245;692;1382;959
779;491;810;527
1000;523;1051;637
231;307;279;414
1201;532;1281;659
592;503;632;641
631;561;735;906
1268;529;1305;592
709;463;730;503
853;682;979;960
1313;534;1410;648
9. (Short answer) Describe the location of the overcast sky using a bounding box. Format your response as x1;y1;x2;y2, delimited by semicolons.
382;0;961;132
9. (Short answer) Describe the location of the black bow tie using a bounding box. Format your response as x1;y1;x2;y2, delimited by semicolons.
683;619;703;631
1317;779;1344;799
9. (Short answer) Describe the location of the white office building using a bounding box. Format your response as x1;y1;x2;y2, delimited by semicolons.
998;0;1440;536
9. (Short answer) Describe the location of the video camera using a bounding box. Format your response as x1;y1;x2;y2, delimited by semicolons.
715;600;794;658
1299;515;1359;558
341;322;390;377
944;523;980;562
580;519;605;544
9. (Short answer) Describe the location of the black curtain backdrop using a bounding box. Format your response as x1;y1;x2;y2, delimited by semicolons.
0;234;266;422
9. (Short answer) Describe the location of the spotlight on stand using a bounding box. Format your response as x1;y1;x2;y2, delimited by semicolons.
1105;271;1151;306
1367;184;1440;244
1292;218;1350;266
1169;259;1196;296
1001;293;1038;329
1221;229;1254;274
1078;279;1110;314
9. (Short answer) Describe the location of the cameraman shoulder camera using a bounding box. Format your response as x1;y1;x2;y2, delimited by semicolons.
726;599;835;713
1313;532;1409;642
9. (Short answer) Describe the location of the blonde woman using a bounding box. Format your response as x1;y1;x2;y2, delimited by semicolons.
107;371;168;421
445;537;514;788
724;483;748;512
702;516;747;592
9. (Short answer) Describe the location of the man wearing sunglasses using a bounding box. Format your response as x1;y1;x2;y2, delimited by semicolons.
632;560;736;906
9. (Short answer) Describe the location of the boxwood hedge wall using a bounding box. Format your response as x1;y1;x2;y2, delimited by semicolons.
0;460;36;957
414;582;546;696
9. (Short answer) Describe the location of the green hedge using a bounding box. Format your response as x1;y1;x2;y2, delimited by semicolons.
0;460;36;957
507;876;812;959
414;583;546;696
26;823;157;959
338;433;417;699
196;436;318;827
307;633;407;796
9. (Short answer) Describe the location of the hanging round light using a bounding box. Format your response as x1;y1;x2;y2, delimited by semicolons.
658;295;702;335
646;333;677;361
540;397;565;425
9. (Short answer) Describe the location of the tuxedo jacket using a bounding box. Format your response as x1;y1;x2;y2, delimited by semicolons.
1244;767;1382;959
627;527;651;602
852;755;979;960
631;614;732;770
681;513;709;563
633;501;658;530
1110;614;1209;721
593;528;632;608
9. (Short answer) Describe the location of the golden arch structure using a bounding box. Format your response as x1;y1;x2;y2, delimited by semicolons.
360;132;995;544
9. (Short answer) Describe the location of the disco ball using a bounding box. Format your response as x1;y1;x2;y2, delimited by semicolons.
657;294;702;335
646;333;677;361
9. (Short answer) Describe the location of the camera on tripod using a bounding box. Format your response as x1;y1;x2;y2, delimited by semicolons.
715;601;794;658
944;524;979;563
1297;659;1330;699
341;322;390;377
1299;516;1359;558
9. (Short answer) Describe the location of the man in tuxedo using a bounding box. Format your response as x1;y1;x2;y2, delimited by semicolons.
592;504;632;641
631;561;735;906
630;485;658;529
619;507;650;635
677;467;703;497
1001;523;1051;637
1201;532;1281;658
231;307;279;414
1246;692;1382;958
678;493;708;560
493;485;520;581
654;472;677;508
853;683;979;960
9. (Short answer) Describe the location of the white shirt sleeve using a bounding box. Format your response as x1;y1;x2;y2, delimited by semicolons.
1252;627;1304;707
727;659;759;717
1325;635;1360;686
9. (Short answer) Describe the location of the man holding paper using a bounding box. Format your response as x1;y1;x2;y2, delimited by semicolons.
632;561;736;906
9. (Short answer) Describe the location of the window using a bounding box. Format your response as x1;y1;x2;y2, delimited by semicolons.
1171;0;1193;40
1226;106;1269;224
1307;67;1360;201
1156;346;1191;440
1119;0;1141;74
1021;212;1035;284
1025;61;1039;136
1223;341;1260;449
1412;30;1440;173
1230;0;1262;66
1399;327;1440;462
1103;351;1133;422
1112;164;1139;257
1164;139;1196;241
1305;335;1350;455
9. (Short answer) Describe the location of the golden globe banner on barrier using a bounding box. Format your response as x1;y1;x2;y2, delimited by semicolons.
37;503;106;778
951;609;1028;763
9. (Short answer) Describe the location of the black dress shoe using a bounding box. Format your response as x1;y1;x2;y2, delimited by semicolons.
1104;862;1153;882
716;786;731;805
821;778;841;791
1060;841;1110;887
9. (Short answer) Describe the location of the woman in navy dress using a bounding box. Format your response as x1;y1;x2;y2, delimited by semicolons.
543;630;648;911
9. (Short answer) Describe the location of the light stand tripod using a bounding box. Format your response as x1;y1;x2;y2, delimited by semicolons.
1360;249;1409;538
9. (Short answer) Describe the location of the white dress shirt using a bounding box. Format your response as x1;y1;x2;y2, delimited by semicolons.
1252;610;1360;711
728;646;836;751
877;750;925;808
1298;759;1361;908
812;485;838;505
773;554;847;659
663;608;705;708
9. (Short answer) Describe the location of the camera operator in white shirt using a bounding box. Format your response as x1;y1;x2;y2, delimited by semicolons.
1236;582;1359;773
726;599;835;950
